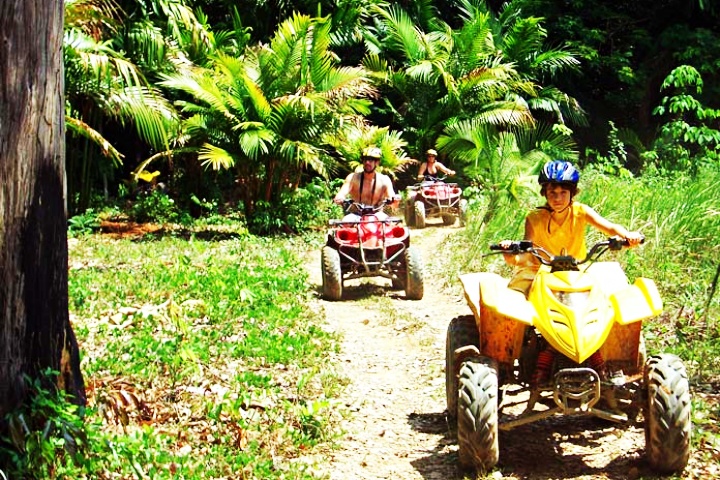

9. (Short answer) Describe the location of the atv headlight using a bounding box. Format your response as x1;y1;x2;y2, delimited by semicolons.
552;291;591;309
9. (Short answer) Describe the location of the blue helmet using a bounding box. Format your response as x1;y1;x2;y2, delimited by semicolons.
538;160;580;186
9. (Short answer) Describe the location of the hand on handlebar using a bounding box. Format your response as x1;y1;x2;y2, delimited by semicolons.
623;231;644;247
492;240;533;253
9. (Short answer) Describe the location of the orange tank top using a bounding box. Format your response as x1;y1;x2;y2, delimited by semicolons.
507;202;589;295
526;202;588;259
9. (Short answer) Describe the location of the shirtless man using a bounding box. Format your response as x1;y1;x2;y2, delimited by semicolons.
333;146;400;220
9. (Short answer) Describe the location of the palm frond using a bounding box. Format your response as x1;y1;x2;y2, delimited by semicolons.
65;115;124;166
198;143;236;170
103;86;178;149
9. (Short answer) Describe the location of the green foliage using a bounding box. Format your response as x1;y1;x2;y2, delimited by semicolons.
583;121;634;177
247;177;341;235
130;190;185;224
68;208;102;236
0;370;86;479
160;13;379;222
647;65;720;174
437;120;577;223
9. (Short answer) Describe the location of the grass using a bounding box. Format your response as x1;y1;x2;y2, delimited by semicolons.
1;230;346;479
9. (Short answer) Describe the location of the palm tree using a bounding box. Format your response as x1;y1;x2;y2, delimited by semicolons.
366;3;537;155
366;0;585;157
160;13;385;219
437;119;578;223
63;0;205;213
474;0;586;127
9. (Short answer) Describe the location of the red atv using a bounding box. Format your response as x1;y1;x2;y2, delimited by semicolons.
322;200;424;301
405;175;467;228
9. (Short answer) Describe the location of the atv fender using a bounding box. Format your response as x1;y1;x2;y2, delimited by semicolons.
608;277;663;324
459;273;533;364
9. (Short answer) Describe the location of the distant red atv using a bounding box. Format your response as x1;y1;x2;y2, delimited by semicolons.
405;176;467;228
322;200;424;301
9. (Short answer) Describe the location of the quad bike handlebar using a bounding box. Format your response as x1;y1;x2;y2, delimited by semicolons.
489;236;645;271
341;197;394;215
329;198;401;225
410;175;458;188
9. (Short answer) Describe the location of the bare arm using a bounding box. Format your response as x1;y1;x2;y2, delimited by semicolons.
417;162;427;180
584;205;644;246
333;173;355;204
437;162;456;176
381;175;400;207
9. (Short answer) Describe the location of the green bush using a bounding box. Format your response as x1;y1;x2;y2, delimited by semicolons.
248;177;342;235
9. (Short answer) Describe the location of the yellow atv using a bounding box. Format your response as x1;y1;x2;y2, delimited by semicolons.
445;238;691;473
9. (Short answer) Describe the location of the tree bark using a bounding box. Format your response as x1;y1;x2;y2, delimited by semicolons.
0;1;85;416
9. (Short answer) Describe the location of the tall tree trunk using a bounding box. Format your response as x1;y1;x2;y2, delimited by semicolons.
0;1;85;417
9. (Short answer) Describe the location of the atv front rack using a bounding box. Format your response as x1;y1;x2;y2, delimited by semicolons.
328;217;407;280
499;367;629;430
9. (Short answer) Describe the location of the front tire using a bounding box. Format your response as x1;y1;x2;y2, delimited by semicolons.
404;193;416;227
321;246;343;301
414;201;426;229
404;247;424;300
445;316;480;421
644;354;692;473
457;356;499;472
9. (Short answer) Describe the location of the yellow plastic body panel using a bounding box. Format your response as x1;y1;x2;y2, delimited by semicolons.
459;263;662;368
609;277;663;325
459;273;532;364
529;269;616;364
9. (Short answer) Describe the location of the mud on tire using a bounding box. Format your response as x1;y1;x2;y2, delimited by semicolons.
643;353;692;473
404;193;416;227
457;356;499;472
403;246;424;300
321;246;343;301
445;315;479;421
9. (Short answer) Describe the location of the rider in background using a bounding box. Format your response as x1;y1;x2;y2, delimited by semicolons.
416;149;455;181
333;146;400;220
501;160;644;296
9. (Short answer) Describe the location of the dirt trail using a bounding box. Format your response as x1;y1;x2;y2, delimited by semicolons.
303;219;704;480
306;222;467;480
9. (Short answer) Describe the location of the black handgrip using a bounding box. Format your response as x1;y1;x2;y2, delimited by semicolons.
489;240;532;253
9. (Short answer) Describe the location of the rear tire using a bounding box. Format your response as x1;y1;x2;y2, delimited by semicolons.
644;354;692;473
321;246;343;301
404;247;424;300
414;201;426;229
446;315;480;421
457;356;499;472
442;214;456;226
